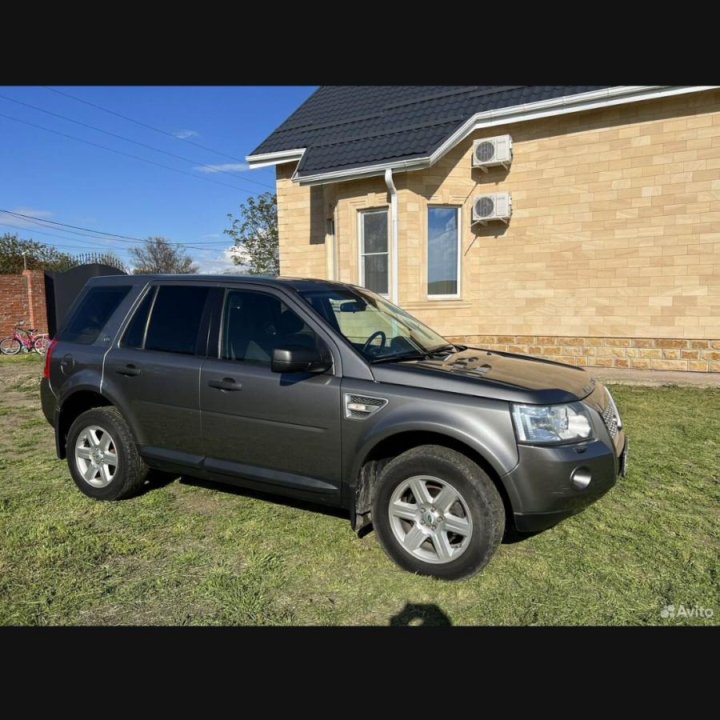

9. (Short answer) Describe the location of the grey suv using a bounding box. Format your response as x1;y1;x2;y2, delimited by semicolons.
41;275;627;580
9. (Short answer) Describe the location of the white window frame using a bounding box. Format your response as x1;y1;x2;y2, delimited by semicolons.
427;205;462;300
359;207;390;297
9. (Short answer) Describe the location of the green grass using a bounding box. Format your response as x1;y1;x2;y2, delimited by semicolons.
0;360;717;626
0;352;44;363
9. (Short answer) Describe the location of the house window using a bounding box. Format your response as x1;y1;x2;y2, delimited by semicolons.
427;206;460;297
359;208;389;295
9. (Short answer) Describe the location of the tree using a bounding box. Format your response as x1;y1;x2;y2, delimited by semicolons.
0;233;76;273
129;237;198;274
224;192;278;276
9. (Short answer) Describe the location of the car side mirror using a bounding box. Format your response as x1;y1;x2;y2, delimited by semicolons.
271;345;332;374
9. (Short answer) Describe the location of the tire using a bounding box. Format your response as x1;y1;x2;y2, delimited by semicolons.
66;407;149;501
33;336;49;355
0;337;21;355
372;445;505;581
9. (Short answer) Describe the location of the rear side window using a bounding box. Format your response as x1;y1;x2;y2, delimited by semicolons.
144;285;209;355
60;286;131;344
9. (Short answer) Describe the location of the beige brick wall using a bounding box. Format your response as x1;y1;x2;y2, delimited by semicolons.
276;90;720;371
443;335;720;373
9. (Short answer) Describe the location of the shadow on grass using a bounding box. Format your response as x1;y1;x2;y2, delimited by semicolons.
502;527;544;544
176;474;349;521
390;603;452;626
136;469;180;497
140;472;550;547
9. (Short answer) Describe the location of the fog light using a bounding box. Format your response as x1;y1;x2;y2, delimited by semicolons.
570;467;592;490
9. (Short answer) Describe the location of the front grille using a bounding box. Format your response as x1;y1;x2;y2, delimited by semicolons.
601;399;619;439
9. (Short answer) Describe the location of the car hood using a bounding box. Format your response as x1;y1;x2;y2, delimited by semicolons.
370;347;597;404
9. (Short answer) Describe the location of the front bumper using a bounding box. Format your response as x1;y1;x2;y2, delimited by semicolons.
505;431;626;533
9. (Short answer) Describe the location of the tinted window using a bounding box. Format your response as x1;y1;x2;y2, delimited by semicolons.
144;285;209;355
60;286;131;344
222;290;318;365
122;287;156;349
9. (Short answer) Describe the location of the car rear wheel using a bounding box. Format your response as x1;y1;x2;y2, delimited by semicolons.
67;407;149;500
372;445;505;581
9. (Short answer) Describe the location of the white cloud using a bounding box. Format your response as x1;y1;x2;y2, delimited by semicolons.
194;246;248;274
195;162;249;174
173;130;200;140
2;207;54;229
173;129;199;139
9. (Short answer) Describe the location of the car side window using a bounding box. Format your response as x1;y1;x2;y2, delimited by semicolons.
122;287;156;349
222;290;319;365
60;285;132;345
143;285;210;355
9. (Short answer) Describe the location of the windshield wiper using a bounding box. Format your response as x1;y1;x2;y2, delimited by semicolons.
428;343;465;355
370;351;428;364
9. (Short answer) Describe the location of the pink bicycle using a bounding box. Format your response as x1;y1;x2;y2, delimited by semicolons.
0;321;50;355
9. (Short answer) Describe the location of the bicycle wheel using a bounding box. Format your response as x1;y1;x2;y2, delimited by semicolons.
0;336;22;355
33;336;49;355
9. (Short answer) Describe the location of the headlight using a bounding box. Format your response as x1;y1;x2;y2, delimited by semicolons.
512;402;594;444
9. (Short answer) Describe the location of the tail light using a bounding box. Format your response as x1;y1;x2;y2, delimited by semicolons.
43;339;59;379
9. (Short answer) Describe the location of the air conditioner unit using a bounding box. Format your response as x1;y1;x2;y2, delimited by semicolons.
472;193;512;224
472;134;513;170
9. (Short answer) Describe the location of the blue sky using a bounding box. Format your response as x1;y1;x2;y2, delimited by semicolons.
0;86;316;271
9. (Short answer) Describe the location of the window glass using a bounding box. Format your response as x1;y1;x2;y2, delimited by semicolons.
360;209;389;294
60;286;131;344
222;290;319;365
300;286;448;362
122;287;156;349
428;207;459;296
144;285;209;355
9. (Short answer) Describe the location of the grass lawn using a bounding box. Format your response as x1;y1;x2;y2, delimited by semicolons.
0;354;717;626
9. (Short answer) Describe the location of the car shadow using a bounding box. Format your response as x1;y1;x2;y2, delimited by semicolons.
136;469;179;496
139;472;548;544
174;474;349;521
502;527;544;544
390;603;452;626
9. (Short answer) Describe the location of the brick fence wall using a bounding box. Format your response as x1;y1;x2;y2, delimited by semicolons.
0;270;48;338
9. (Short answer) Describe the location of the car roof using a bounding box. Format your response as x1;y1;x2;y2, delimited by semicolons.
86;274;360;294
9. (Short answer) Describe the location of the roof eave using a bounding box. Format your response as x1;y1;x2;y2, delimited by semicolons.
250;86;718;186
245;148;306;169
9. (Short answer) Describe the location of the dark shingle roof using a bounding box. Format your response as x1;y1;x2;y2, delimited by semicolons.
250;86;611;179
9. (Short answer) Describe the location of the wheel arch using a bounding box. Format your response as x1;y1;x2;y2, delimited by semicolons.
350;430;514;533
56;389;114;458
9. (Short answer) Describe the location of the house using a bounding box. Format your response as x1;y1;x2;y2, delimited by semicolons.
248;86;720;372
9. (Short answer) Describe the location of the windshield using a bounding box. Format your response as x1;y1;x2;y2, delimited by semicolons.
299;286;452;362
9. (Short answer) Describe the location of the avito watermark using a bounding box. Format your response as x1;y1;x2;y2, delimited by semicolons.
661;604;714;619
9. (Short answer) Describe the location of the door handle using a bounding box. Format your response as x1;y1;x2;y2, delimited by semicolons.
116;364;141;377
208;377;242;391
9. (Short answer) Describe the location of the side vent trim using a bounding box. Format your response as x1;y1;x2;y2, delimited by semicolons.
344;393;388;420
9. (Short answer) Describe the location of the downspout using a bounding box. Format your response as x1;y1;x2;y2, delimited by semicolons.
333;202;339;281
384;168;399;304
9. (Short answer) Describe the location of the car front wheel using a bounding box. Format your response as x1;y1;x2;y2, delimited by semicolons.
372;445;505;581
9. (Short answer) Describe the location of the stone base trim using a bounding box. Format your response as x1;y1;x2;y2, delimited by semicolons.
445;335;720;373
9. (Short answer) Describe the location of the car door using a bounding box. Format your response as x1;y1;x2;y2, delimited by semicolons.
199;285;342;502
104;282;216;470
